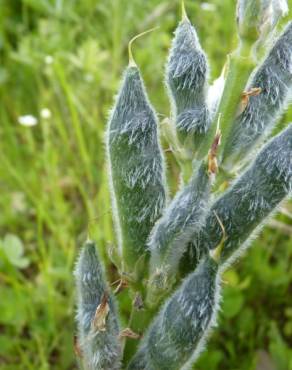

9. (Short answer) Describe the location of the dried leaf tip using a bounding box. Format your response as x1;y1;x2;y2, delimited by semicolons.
112;278;128;295
119;328;141;340
210;211;226;263
208;115;222;176
73;336;83;358
91;292;110;332
128;27;160;67
238;87;261;115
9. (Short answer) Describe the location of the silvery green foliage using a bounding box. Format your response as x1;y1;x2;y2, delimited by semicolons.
127;256;220;370
166;17;210;150
223;22;292;166
189;125;292;268
75;240;121;370
107;65;167;272
148;162;211;301
75;3;292;369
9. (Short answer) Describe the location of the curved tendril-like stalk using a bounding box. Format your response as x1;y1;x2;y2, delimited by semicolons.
128;27;160;67
181;0;188;21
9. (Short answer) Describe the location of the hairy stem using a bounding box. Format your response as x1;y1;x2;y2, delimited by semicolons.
197;42;256;165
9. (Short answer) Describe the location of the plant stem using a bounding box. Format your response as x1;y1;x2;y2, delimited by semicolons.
160;118;193;183
196;41;256;166
122;289;157;366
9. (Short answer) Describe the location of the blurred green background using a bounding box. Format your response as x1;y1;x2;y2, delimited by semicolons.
0;0;292;369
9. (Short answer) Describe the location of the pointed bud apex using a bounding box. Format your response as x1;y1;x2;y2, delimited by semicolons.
128;27;159;67
181;0;188;21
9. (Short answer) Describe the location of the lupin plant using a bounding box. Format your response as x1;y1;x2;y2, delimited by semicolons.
74;1;292;369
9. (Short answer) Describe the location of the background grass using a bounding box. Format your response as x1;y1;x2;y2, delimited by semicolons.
0;0;292;369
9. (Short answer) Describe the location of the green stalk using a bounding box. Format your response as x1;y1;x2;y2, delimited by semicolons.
123;275;158;365
160;118;193;183
123;297;157;366
196;41;256;165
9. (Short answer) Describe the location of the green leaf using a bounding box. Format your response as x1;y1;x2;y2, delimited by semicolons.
0;287;28;327
269;321;291;370
195;349;223;369
2;234;29;268
0;334;16;355
221;286;244;319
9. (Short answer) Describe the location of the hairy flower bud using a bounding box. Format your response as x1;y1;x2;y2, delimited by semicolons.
166;14;210;152
147;161;212;305
74;240;121;370
107;65;167;277
223;22;292;167
128;256;221;370
188;124;292;270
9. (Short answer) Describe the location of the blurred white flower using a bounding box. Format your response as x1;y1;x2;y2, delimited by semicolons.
207;73;225;113
201;3;216;11
11;192;27;213
40;108;52;119
274;0;289;16
270;0;289;27
45;55;54;65
18;115;38;127
84;73;94;83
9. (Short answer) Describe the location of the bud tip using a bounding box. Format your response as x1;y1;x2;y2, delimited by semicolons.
128;27;159;67
181;0;188;21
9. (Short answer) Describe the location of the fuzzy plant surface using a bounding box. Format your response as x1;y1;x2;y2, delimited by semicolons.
222;21;292;168
166;6;210;154
106;62;167;281
74;1;292;369
75;240;121;370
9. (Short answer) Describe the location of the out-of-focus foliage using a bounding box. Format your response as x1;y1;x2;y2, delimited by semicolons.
0;1;291;369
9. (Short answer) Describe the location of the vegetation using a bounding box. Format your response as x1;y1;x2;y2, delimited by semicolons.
1;1;292;369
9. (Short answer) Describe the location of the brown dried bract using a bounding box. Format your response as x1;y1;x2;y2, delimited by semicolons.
210;211;227;262
238;87;262;115
208;130;222;175
119;328;141;340
73;335;83;358
214;210;226;241
91;292;110;332
112;278;129;295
